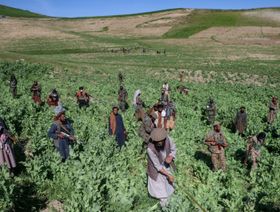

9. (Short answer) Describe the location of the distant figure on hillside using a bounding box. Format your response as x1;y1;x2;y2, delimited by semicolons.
109;106;127;148
244;132;266;170
75;86;91;108
234;106;247;136
206;98;217;125
147;128;176;208
204;122;228;171
47;89;60;107
30;81;42;105
48;106;75;162
0;123;16;176
118;85;128;112
10;74;17;98
267;96;278;125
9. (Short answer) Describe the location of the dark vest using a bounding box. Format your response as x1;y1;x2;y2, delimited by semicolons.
147;137;175;181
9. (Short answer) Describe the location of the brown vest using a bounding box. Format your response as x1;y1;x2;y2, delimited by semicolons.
147;137;175;181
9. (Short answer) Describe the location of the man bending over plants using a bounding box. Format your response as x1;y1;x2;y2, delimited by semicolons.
147;128;176;208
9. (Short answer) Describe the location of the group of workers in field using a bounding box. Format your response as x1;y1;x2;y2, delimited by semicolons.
1;73;278;207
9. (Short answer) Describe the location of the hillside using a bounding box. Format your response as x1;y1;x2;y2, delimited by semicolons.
0;4;46;18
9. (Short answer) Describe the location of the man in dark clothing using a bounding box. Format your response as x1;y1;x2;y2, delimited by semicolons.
206;98;217;125
118;86;128;112
30;81;42;105
75;86;91;108
138;112;156;150
234;106;247;136
47;89;60;107
10;74;17;98
109;106;127;148
48;106;75;162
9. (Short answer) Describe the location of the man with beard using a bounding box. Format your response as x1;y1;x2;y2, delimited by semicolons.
244;132;266;170
109;106;127;148
48;106;75;162
234;106;247;136
147;128;176;208
267;96;278;124
205;122;228;171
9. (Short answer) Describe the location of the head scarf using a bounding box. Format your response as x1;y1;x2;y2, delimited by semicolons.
133;89;141;105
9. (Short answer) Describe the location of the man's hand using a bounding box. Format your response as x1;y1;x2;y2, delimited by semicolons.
58;133;65;139
69;136;76;141
167;175;175;184
165;155;174;164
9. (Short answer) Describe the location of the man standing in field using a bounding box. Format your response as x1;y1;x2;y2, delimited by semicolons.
154;103;167;129
109;106;127;148
138;112;156;150
206;98;217;125
47;89;60;107
0;123;16;176
10;74;17;98
30;81;42;105
147;128;176;208
75;86;91;108
48;106;75;162
234;106;247;136
267;96;278;124
204;122;228;171
244;132;266;170
118;85;128;112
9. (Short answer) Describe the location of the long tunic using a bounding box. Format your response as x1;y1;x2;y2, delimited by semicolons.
0;134;16;169
234;111;247;133
109;113;126;147
147;138;176;199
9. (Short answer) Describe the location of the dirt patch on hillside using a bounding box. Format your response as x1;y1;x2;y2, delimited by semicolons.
244;10;280;23
188;26;280;45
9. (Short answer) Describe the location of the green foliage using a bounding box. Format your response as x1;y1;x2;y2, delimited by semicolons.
0;61;280;211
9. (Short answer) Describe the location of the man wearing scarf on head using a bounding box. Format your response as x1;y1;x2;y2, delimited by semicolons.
47;89;60;107
147;128;176;208
109;106;126;148
48;106;75;162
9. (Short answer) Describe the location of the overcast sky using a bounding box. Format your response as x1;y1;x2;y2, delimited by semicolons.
0;0;279;17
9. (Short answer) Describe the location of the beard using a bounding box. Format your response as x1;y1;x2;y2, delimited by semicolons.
155;141;165;151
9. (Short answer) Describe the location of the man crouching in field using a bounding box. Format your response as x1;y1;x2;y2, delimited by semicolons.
147;128;176;207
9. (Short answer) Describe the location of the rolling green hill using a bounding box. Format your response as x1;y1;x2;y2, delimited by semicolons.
0;4;46;18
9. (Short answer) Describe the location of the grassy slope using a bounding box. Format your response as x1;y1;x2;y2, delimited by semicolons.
164;9;280;38
0;4;46;18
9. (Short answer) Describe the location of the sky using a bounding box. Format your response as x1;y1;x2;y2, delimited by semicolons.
0;0;279;17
